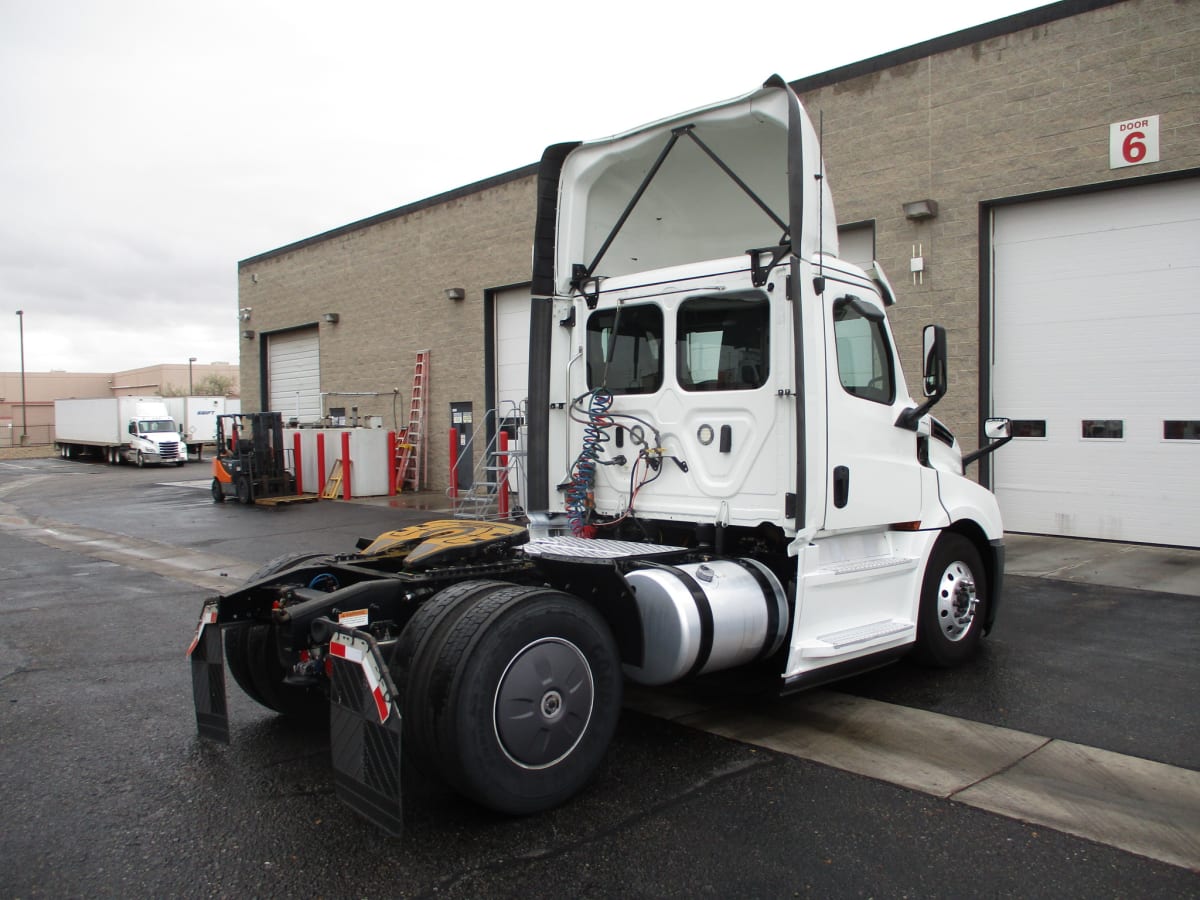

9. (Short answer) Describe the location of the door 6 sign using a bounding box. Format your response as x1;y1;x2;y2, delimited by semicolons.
1109;115;1160;169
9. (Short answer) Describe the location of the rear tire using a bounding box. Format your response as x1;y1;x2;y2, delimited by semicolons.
425;585;622;815
223;552;335;719
391;580;511;775
242;623;326;720
912;534;987;667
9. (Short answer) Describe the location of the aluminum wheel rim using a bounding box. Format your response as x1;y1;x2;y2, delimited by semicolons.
937;559;977;641
493;637;594;770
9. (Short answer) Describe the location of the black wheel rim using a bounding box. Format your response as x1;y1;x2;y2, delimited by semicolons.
493;637;594;770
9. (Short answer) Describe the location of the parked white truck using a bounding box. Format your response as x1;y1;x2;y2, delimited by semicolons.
189;77;1011;835
55;397;187;466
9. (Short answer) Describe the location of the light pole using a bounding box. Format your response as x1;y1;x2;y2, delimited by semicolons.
188;357;196;394
15;310;26;443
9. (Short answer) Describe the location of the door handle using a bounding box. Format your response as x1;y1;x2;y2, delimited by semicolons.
833;465;850;508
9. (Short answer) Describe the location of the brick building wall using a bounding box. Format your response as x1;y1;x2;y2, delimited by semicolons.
796;0;1200;448
237;0;1200;492
239;170;537;491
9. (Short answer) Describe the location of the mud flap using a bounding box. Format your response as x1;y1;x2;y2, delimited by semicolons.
188;600;229;743
327;624;403;837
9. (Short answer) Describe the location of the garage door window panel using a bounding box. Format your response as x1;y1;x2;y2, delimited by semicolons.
1164;420;1200;441
1081;419;1124;440
1012;419;1048;439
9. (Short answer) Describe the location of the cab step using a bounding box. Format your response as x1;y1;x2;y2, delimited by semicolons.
798;619;916;658
805;554;918;586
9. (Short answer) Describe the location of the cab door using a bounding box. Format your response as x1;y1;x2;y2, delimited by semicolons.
822;292;922;531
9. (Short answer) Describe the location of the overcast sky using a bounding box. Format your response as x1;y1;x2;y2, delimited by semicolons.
1;0;1041;374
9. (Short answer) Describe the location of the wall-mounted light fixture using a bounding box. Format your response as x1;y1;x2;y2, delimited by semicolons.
241;329;256;340
239;307;253;321
445;287;465;302
902;199;939;221
323;312;340;324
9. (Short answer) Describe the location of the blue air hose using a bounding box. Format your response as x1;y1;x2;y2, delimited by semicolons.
566;389;613;537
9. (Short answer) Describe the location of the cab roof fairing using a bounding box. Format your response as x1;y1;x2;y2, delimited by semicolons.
550;81;839;297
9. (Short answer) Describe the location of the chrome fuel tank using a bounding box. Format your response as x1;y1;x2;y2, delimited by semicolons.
623;558;788;686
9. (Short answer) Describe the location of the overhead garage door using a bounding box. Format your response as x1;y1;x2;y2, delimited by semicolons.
267;327;322;425
991;177;1200;547
495;286;530;416
493;286;531;509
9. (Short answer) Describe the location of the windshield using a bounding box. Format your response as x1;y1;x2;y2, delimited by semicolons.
138;419;177;434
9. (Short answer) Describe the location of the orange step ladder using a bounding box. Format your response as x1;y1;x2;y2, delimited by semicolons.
395;350;429;492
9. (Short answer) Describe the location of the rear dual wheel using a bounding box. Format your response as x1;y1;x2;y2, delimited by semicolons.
395;581;621;815
223;553;334;721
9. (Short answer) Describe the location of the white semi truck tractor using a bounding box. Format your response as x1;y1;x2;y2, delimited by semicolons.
55;397;187;466
189;76;1011;835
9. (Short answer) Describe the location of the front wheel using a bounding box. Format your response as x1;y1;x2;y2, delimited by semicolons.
136;451;145;468
236;477;252;505
210;478;225;503
912;534;987;667
423;585;622;815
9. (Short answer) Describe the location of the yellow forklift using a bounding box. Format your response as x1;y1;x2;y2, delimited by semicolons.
210;412;297;505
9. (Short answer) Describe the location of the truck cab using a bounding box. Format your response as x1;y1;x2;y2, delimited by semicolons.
127;414;185;466
527;77;1009;685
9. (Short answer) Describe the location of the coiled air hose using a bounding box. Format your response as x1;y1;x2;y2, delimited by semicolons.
566;388;613;537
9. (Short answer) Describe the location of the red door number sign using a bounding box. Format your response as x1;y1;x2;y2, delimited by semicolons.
1109;115;1160;169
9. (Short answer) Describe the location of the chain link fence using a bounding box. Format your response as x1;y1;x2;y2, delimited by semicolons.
0;423;55;449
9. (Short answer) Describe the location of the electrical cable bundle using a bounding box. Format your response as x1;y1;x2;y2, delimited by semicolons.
565;385;683;535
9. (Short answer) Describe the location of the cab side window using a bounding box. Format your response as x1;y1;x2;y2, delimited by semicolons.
586;304;663;395
833;296;895;404
677;294;769;391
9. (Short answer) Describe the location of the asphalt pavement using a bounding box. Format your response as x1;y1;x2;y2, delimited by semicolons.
1;456;1197;896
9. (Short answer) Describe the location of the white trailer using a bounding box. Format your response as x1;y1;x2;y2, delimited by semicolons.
164;396;241;460
55;397;187;466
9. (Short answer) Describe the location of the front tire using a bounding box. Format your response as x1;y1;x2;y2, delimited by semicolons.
424;585;622;815
912;534;987;667
236;477;252;505
211;478;225;503
136;451;145;468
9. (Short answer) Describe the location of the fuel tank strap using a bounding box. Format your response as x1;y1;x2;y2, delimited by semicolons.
729;558;784;662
